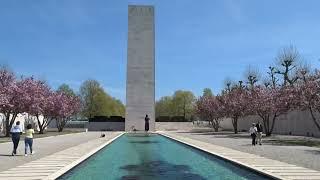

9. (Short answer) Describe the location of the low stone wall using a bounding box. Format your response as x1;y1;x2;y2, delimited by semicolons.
49;120;88;129
87;122;199;131
71;111;320;137
88;122;125;131
155;122;199;131
220;110;320;137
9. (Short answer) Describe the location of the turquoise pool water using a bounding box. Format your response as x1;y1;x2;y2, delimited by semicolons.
59;133;272;180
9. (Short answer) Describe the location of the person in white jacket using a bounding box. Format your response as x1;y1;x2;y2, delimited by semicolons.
249;123;257;146
10;121;22;156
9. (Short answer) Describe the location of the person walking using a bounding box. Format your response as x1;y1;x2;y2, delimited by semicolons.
256;122;263;145
10;121;22;156
24;124;35;156
249;123;257;146
144;114;150;132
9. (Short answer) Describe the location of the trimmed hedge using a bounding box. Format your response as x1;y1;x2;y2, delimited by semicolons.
156;116;170;122
110;116;125;122
89;116;125;122
89;116;190;122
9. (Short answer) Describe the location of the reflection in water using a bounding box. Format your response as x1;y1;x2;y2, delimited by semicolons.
129;140;159;144
120;160;206;180
125;133;157;138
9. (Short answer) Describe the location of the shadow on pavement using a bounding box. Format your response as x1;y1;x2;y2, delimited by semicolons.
177;131;251;139
0;154;24;157
305;150;320;155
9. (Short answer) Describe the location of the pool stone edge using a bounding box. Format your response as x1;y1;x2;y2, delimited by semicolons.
158;131;285;180
45;132;125;180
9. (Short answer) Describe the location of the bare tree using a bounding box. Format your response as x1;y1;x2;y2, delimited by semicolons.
244;65;260;89
223;77;236;92
275;45;300;86
267;66;279;88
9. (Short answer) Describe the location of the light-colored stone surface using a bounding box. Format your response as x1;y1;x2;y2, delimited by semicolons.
0;132;123;180
126;5;155;131
155;122;196;131
88;122;124;131
173;131;320;171
0;132;116;172
160;131;320;180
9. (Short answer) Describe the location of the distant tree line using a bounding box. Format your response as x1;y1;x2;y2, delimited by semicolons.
79;79;125;118
88;116;125;122
155;90;196;122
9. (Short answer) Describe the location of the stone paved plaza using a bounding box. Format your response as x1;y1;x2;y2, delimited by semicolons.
0;132;111;172
173;131;320;171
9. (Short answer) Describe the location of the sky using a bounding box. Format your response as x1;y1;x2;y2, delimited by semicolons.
0;0;320;103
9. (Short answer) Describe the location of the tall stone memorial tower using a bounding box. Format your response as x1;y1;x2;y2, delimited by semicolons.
125;5;155;131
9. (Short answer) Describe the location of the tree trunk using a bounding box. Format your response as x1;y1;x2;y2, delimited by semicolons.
259;114;270;136
268;113;277;136
265;132;272;136
56;118;67;132
264;114;271;136
209;119;219;132
309;107;320;131
5;112;17;137
56;119;61;132
213;118;220;132
37;115;45;134
214;125;219;132
262;113;277;137
232;117;238;134
5;113;10;137
57;124;63;132
39;129;44;134
37;116;54;134
262;120;267;134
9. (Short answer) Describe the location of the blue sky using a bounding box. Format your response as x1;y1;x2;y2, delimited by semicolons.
0;0;319;103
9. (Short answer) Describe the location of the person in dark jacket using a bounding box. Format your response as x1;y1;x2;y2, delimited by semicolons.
256;122;263;145
144;114;150;132
249;123;257;146
10;121;22;156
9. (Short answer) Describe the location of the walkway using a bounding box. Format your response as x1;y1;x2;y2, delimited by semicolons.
0;132;123;180
174;131;320;171
160;131;320;180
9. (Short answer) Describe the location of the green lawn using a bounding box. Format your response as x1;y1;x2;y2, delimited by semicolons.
0;129;82;143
